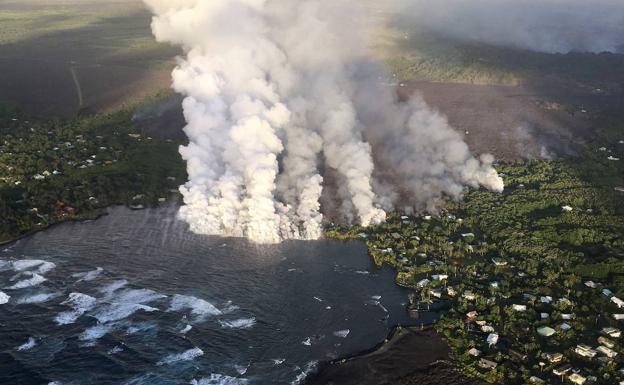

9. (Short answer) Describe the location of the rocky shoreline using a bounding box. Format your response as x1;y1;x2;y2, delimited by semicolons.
305;326;486;385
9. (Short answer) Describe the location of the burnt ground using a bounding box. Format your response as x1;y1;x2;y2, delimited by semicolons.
0;1;178;117
400;80;624;161
306;327;486;385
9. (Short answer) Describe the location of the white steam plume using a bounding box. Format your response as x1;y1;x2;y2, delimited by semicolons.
395;0;624;54
144;0;503;243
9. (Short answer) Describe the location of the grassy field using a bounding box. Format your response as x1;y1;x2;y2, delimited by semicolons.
0;0;178;117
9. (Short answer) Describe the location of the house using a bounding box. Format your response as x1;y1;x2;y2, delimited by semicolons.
597;345;618;358
561;314;573;320
478;358;497;369
569;373;587;385
543;352;563;363
553;364;572;376
481;325;495;333
541;313;550;319
537;326;556;337
491;258;508;266
603;327;622;338
529;376;545;384
598;336;615;348
416;279;430;288
432;274;448;281
463;291;476;301
603;289;613;297
461;233;475;238
560;323;571;331
584;281;598;288
429;289;442;298
508;349;527;362
540;296;553;304
613;314;624;320
467;347;481;357
574;344;597;358
490;281;499;288
512;304;527;312
486;333;499;346
562;205;573;212
612;296;624;308
447;287;457;297
466;311;479;320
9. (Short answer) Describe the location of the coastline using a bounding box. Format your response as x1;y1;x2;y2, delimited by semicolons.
305;325;486;385
0;208;109;247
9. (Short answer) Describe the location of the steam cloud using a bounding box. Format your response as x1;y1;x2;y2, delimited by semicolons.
143;0;504;244
397;0;624;54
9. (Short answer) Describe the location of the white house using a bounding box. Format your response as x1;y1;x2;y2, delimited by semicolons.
612;296;624;308
602;327;621;338
537;326;556;337
562;205;573;212
575;344;597;358
432;274;448;281
487;333;499;346
416;279;430;288
584;281;598;288
614;314;624;320
597;345;618;358
512;304;527;312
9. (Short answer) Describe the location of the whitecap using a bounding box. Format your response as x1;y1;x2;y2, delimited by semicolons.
16;292;59;304
0;291;10;304
168;294;222;319
234;363;249;375
16;337;37;351
221;300;240;314
108;345;124;355
301;337;311;346
354;270;370;275
157;347;204;366
291;361;318;385
5;272;47;289
80;324;114;341
313;296;323;302
371;295;382;300
191;374;249;385
126;322;156;335
72;267;103;282
333;329;350;338
98;280;128;298
11;259;46;271
219;318;256;329
54;293;96;325
111;288;166;305
93;303;158;323
36;262;56;274
179;324;193;334
272;358;286;365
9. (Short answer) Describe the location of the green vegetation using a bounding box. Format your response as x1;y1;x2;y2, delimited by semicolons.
327;137;624;384
386;32;624;90
0;105;186;243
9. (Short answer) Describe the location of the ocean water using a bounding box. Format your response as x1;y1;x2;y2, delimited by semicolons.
0;206;429;385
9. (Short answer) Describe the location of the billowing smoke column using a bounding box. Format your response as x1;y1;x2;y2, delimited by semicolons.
396;0;624;54
143;0;504;244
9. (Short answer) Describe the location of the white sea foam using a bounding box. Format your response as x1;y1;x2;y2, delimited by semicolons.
11;259;46;271
272;358;286;365
36;262;56;274
354;270;370;275
5;272;47;289
191;375;249;385
219;318;256;329
180;324;193;334
72;267;103;282
169;295;222;319
371;295;382;300
108;345;124;355
157;347;204;366
98;280;128;298
16;337;37;351
313;296;323;302
0;291;9;304
333;329;350;338
301;337;311;346
80;324;114;341
16;292;59;304
112;288;166;304
94;303;158;323
234;363;249;375
291;361;318;385
55;293;96;325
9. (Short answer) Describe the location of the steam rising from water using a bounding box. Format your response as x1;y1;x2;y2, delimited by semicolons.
143;0;504;243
